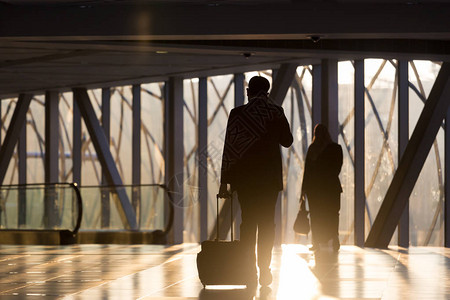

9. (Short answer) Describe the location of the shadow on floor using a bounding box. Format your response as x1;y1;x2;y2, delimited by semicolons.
198;287;256;300
198;286;275;300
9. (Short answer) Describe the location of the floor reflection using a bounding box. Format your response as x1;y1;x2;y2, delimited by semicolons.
198;286;277;300
197;244;339;300
198;287;256;300
2;244;448;299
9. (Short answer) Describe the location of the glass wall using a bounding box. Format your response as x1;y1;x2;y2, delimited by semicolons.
0;97;18;228
59;92;74;183
364;59;399;243
0;61;446;245
206;75;235;237
338;61;355;245
408;61;443;246
184;78;200;242
26;96;45;184
278;67;313;244
141;83;165;185
1;98;18;186
110;86;133;184
81;89;102;186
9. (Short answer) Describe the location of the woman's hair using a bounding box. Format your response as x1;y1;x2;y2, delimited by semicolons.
312;123;332;145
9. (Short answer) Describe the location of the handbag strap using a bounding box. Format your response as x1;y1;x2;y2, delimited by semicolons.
300;194;307;212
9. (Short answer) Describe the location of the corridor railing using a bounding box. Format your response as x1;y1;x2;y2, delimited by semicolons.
78;184;174;244
0;183;82;244
0;183;174;245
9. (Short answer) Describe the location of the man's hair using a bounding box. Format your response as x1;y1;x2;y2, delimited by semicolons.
248;76;270;96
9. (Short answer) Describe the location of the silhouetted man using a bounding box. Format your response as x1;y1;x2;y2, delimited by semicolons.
219;76;293;286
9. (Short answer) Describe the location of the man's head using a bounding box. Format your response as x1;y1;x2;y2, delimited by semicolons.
247;76;270;99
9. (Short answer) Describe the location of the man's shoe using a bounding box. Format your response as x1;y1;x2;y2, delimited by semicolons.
308;245;318;252
333;237;340;253
259;268;272;286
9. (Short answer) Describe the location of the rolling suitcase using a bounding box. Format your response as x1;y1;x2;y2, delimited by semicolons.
197;194;251;287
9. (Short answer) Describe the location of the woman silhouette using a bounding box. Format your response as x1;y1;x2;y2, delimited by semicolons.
301;124;343;253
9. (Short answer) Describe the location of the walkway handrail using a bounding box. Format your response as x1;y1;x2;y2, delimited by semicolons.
78;183;174;234
0;182;83;235
157;184;174;235
71;183;83;235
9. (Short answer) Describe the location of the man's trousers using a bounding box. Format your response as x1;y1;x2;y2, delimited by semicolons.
236;187;279;270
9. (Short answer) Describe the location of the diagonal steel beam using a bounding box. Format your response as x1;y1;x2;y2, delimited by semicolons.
0;94;32;185
270;63;298;106
365;62;450;248
73;88;137;230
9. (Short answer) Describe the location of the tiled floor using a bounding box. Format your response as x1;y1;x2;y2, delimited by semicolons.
0;244;448;299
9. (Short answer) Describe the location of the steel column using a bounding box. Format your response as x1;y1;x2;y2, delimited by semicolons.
446;106;450;248
163;82;170;239
73;88;138;230
365;62;450;248
354;60;365;247
398;60;410;247
101;88;111;228
164;77;184;243
234;73;245;107
270;66;297;245
132;84;141;225
198;77;208;242
18;119;26;227
45;91;59;183
0;100;2;143
312;64;322;134
72;96;81;185
321;59;339;142
45;91;59;228
72;96;82;230
212;74;246;241
270;63;297;106
233;73;245;239
0;94;32;185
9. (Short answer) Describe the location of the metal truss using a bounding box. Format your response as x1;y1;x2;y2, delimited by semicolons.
0;60;445;246
366;62;450;248
338;60;444;246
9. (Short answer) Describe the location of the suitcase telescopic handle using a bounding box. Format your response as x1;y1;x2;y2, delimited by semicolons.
216;194;234;241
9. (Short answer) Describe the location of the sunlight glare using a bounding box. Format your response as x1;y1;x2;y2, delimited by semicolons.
276;244;320;299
